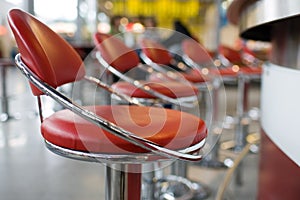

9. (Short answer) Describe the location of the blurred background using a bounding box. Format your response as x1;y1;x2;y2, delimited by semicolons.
0;0;269;60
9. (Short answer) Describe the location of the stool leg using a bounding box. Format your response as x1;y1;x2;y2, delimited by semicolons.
171;160;187;178
105;164;142;200
198;83;226;168
143;170;156;199
234;74;251;151
233;74;251;186
166;83;222;200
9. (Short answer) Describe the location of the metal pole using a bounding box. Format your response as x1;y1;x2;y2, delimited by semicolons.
105;164;142;200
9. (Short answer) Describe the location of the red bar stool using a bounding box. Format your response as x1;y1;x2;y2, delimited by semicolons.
93;33;206;199
8;8;208;200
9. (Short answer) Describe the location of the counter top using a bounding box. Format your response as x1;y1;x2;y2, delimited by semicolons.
227;0;300;41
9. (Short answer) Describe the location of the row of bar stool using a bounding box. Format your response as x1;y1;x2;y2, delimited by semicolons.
8;8;208;200
7;8;263;200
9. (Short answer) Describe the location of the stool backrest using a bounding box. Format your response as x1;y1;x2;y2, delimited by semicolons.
93;32;140;72
182;39;212;64
218;45;242;64
139;38;173;65
7;9;85;96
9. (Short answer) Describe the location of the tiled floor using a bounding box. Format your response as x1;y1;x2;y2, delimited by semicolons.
0;65;261;199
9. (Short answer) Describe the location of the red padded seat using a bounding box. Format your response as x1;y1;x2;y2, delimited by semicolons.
41;105;207;153
210;66;262;77
181;69;208;83
210;67;239;77
112;81;197;99
240;66;262;75
147;69;208;84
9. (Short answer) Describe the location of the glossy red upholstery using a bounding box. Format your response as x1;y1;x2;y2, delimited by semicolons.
148;69;208;84
42;105;207;153
181;39;238;78
211;67;239;77
8;8;207;154
219;45;262;76
140;38;173;65
8;9;85;96
182;39;212;64
94;33;198;98
211;65;261;77
219;45;242;64
112;81;197;99
182;40;261;77
240;66;262;75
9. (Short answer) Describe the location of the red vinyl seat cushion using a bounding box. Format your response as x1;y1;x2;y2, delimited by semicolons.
210;67;239;77
182;69;209;83
41;105;207;154
240;66;262;75
210;66;262;77
111;80;198;99
147;70;208;84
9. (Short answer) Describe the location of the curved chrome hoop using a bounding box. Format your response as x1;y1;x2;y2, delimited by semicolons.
45;139;205;164
15;53;205;161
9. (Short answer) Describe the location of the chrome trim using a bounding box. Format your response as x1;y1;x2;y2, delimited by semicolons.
228;0;300;41
139;52;170;74
231;0;300;69
139;51;195;85
45;139;206;164
140;51;216;95
84;75;144;106
237;0;300;41
270;17;300;69
15;53;205;161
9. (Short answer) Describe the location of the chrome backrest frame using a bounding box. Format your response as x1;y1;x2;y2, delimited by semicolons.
15;53;205;161
95;51;197;108
139;51;194;84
